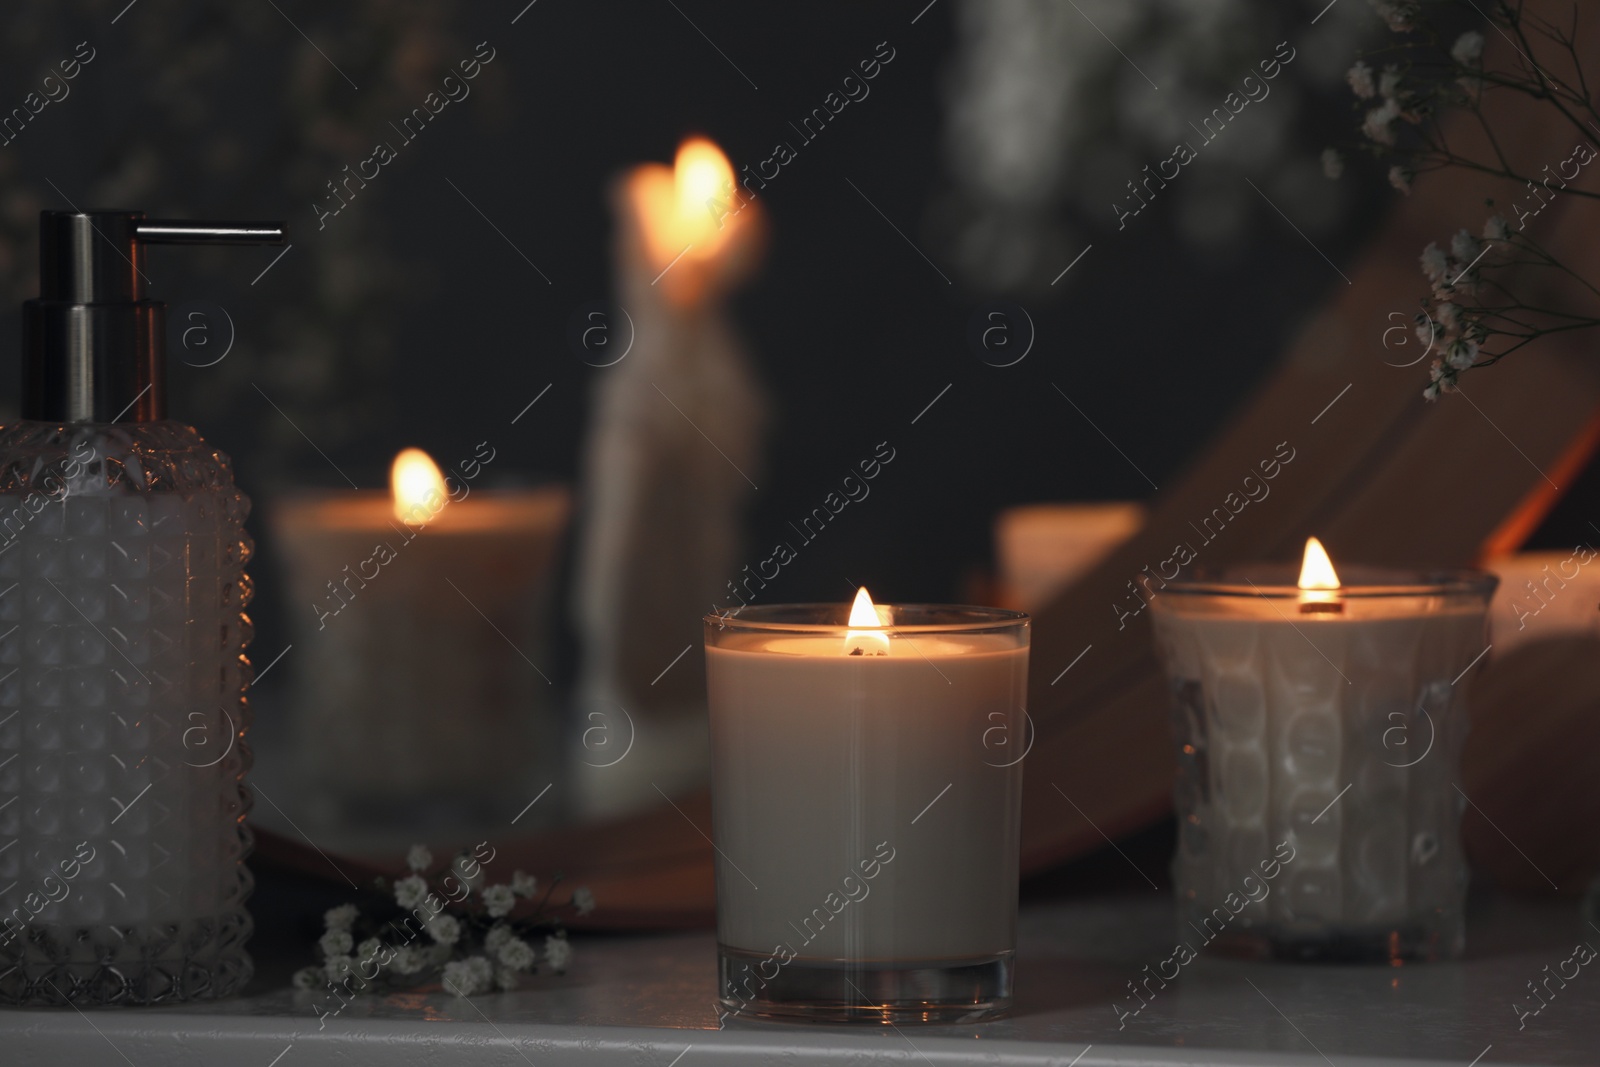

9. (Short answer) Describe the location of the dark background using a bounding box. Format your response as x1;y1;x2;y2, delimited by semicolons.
0;0;1400;663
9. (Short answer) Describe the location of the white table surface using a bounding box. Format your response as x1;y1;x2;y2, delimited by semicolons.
4;890;1594;1066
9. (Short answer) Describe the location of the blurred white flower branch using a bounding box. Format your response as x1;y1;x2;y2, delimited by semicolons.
1326;0;1600;398
939;0;1379;291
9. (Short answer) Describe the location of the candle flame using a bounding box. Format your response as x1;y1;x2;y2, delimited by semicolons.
845;587;891;656
675;138;732;232
635;136;738;272
1298;537;1340;590
391;448;448;525
1298;537;1340;609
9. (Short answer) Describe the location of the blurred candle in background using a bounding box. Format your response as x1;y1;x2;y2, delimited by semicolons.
271;447;569;834
570;136;767;819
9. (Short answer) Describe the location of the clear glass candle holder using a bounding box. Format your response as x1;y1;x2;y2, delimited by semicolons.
1149;566;1496;963
704;604;1029;1023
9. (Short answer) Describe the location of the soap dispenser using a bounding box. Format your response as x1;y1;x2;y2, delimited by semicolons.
0;211;285;1005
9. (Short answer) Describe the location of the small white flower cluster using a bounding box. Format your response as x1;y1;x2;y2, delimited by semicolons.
294;898;454;994
292;844;592;999
1417;219;1504;399
1369;0;1420;33
1347;58;1417;147
442;956;494;997
572;887;596;916
1451;31;1485;68
1334;20;1490;178
1452;30;1487;96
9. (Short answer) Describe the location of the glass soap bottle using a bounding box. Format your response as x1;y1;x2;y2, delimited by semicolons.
0;211;285;1005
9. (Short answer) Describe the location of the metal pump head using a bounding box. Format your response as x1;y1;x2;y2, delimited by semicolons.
22;211;287;423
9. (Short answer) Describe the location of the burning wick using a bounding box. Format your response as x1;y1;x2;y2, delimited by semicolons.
844;587;891;656
1298;537;1343;615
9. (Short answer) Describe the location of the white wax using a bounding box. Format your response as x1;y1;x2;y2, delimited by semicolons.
1153;595;1486;929
707;631;1026;963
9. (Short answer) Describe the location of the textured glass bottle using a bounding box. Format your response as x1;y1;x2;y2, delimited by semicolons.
0;209;283;1004
0;421;254;1004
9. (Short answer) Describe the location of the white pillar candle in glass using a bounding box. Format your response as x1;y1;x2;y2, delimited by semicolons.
1150;539;1495;962
704;591;1028;1023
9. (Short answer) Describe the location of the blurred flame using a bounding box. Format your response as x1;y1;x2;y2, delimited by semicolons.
392;448;448;525
635;136;739;271
845;587;891;656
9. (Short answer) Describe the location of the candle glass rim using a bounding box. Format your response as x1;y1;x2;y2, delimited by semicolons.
704;602;1029;634
1153;564;1497;602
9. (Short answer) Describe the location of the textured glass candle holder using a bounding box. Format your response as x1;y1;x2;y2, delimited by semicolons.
0;423;254;1005
704;604;1028;1023
1149;566;1496;963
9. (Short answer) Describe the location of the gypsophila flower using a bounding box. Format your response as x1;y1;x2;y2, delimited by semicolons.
1378;64;1403;101
1428;358;1460;395
485;923;515;953
1370;0;1420;33
467;956;493;989
1451;31;1485;67
1445;337;1479;370
1321;148;1345;180
390;946;425;975
482;884;516;918
442;958;485;997
394;875;427;910
1347;61;1376;99
427;914;462;946
572;887;595;916
1420;242;1449;282
545;935;573;973
1414;312;1436;347
294;844;573;998
319;930;354;958
1450;229;1481;263
1362;99;1401;145
1388;166;1413;195
496;936;536;971
1483;215;1510;242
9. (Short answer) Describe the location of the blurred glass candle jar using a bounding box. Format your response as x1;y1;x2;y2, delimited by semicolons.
1149;539;1496;962
704;591;1028;1023
272;447;568;822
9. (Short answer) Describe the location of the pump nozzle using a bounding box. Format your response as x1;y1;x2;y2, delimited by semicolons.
24;210;288;423
136;221;288;246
